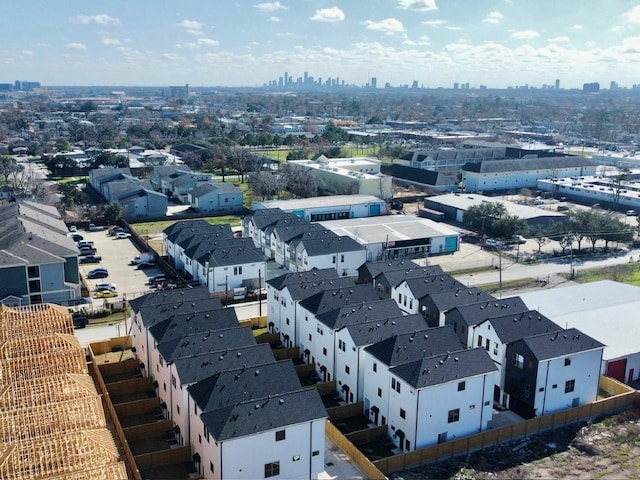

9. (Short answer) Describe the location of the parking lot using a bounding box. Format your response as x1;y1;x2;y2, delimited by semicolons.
76;229;164;303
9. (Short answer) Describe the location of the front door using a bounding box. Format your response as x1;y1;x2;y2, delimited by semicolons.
628;368;635;384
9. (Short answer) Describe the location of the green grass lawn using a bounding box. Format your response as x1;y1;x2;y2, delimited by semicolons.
567;263;640;286
253;145;380;161
133;215;242;235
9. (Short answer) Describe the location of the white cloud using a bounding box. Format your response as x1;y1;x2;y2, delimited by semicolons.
548;36;569;43
397;0;437;11
275;32;293;37
102;38;121;46
611;25;622;32
66;43;87;50
310;7;345;22
22;50;33;56
625;5;640;23
512;29;540;40
270;16;281;22
254;1;288;12
364;18;406;35
422;19;446;26
404;35;430;46
160;53;185;62
573;24;583;30
70;14;120;26
177;20;204;36
446;26;463;31
198;38;220;47
482;11;503;24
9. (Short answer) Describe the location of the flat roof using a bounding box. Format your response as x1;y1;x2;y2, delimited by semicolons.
515;281;640;361
426;193;565;220
320;215;459;245
253;194;383;211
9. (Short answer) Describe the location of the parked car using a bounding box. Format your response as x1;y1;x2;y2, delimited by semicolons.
77;241;95;249
79;255;102;264
484;239;506;250
79;249;98;257
137;261;155;270
69;225;77;232
626;209;637;216
147;274;166;285
72;316;88;329
513;235;527;244
114;232;131;239
70;233;84;242
557;204;570;211
95;283;117;292
592;203;602;209
87;268;109;279
533;199;545;206
94;290;119;298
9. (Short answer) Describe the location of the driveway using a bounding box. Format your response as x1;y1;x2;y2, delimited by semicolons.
77;229;163;301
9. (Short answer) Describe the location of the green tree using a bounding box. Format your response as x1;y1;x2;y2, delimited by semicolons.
463;202;508;236
104;202;124;225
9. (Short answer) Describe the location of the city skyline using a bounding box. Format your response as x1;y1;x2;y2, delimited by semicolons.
3;0;640;89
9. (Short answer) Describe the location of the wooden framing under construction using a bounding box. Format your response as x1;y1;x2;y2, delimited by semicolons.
0;303;127;480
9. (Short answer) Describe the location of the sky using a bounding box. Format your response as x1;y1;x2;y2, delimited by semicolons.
3;0;640;89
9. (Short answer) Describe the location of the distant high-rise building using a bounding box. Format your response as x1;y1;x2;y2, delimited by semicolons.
284;71;289;85
454;82;459;89
14;80;21;90
610;81;618;90
555;78;560;90
168;84;189;99
371;77;377;89
304;71;308;84
583;82;600;94
411;80;418;89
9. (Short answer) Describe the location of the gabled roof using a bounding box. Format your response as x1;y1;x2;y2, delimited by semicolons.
364;325;462;367
317;298;403;330
358;258;420;280
137;297;224;328
173;344;275;386
280;277;355;302
187;238;256;266
267;268;340;291
157;326;256;364
299;284;379;316
462;156;595;174
128;286;212;313
288;229;338;249
402;275;466;300
170;143;206;154
478;310;561;345
163;219;214;238
168;223;233;246
148;308;238;344
188;360;301;412
208;245;264;268
298;235;365;256
153;165;192;179
90;167;132;182
191;182;242;198
170;174;197;187
346;313;429;347
199;387;326;442
425;288;494;313
391;348;497;389
448;297;529;327
243;209;299;230
272;223;326;243
375;265;444;288
176;230;235;251
517;328;605;361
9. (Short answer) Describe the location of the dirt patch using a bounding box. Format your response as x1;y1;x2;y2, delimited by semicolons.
392;409;640;480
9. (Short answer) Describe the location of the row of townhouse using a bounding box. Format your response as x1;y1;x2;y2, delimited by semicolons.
243;208;367;276
163;220;265;293
150;165;244;214
129;287;327;480
266;259;605;453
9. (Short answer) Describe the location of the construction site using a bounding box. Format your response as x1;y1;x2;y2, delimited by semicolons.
0;303;128;480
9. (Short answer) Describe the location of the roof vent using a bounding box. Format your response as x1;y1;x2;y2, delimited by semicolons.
237;352;242;357
255;370;260;376
255;404;260;410
279;399;284;404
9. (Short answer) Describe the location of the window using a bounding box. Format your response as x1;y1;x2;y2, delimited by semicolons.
400;408;406;419
405;440;411;451
312;450;320;456
275;430;286;441
398;293;402;303
234;266;242;275
485;338;490;351
176;405;180;415
448;408;460;423
340;254;345;263
565;379;575;393
525;384;530;398
377;388;382;397
392;378;396;390
512;353;525;369
292;455;300;462
477;335;483;347
309;334;312;342
199;434;202;444
265;462;280;478
159;356;164;367
345;365;350;374
171;375;176;388
332;255;336;264
564;358;571;366
458;381;466;392
286;318;290;325
373;363;377;372
323;348;327;356
210;462;214;473
395;380;401;393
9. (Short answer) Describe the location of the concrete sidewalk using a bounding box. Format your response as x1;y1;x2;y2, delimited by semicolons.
317;437;366;480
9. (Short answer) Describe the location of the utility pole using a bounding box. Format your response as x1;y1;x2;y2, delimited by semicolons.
569;233;575;280
498;246;503;290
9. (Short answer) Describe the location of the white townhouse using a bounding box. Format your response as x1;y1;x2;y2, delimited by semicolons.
168;344;275;449
394;275;465;315
291;235;367;277
266;269;353;348
163;220;233;272
421;288;493;328
471;310;561;408
242;209;299;251
361;326;462;429
297;285;380;382
334;311;428;403
445;297;529;348
504;328;605;419
184;238;256;285
269;222;329;267
206;245;266;294
387;348;497;451
190;388;327;480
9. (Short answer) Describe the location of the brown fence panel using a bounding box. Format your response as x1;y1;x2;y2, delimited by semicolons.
346;425;388;445
327;402;364;421
255;332;279;345
106;377;154;395
99;357;139;376
124;420;173;442
295;364;316;377
91;336;133;355
114;397;160;416
326;421;387;480
524;416;541;437
273;347;299;361
316;381;336;397
134;446;192;470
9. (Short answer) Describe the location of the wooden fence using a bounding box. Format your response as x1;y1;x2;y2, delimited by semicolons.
373;377;639;475
316;380;336;397
134;445;192;470
346;425;388;446
326;420;387;480
114;397;161;416
89;345;143;480
124;420;173;442
273;347;299;361
327;402;364;421
91;336;132;356
105;377;154;396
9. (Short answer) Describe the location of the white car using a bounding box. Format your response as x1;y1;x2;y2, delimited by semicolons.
114;232;132;239
94;283;117;292
69;225;77;232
